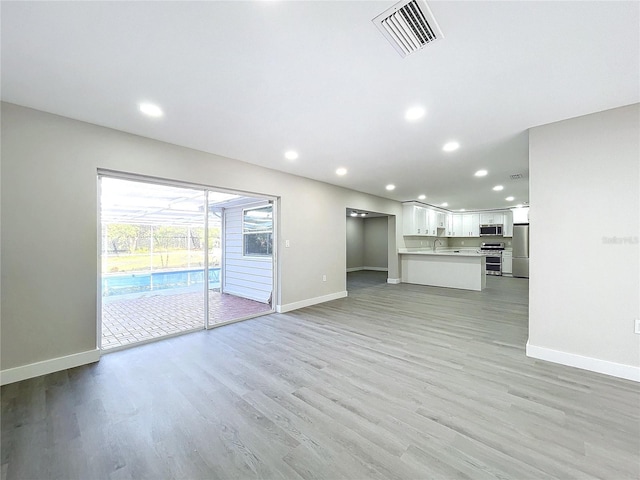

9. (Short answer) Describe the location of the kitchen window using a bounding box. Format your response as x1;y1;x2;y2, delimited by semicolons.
243;205;273;257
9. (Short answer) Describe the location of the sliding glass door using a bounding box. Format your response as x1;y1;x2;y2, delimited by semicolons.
99;174;276;351
100;177;206;349
207;200;274;327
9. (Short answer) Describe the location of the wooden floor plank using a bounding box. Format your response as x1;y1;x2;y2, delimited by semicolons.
1;271;638;479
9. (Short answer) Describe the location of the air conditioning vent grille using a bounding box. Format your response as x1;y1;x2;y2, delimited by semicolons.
510;174;524;180
373;0;444;58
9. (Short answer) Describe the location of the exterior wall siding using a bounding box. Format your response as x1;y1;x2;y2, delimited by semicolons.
223;204;273;303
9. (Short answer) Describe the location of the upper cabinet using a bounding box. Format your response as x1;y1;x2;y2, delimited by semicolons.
462;213;480;237
480;212;504;225
512;207;530;224
402;203;444;236
402;204;427;235
425;208;437;236
403;203;514;238
503;211;513;237
451;214;464;237
445;213;454;237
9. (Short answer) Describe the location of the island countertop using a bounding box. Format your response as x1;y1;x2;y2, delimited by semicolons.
399;248;487;291
398;248;487;257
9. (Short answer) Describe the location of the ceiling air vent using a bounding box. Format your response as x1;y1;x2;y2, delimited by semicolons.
510;173;524;180
372;0;444;58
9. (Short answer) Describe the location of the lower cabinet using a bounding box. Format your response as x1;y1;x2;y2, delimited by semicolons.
502;252;513;274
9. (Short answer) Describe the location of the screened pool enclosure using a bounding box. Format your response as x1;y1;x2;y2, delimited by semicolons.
100;175;275;350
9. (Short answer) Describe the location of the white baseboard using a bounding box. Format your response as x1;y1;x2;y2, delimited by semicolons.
0;349;101;386
387;278;401;284
346;267;389;273
526;342;640;382
276;291;348;313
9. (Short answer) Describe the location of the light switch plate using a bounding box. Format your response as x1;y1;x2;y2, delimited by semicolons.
635;318;640;334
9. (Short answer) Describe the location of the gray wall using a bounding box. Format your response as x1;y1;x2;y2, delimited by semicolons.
1;103;404;372
345;216;364;269
528;103;639;371
363;217;388;269
346;216;388;271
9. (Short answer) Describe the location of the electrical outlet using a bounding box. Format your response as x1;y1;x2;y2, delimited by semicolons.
635;318;640;335
285;239;290;248
322;275;327;282
461;241;464;245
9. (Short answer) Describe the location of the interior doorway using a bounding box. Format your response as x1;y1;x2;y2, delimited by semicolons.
345;208;390;289
99;174;275;351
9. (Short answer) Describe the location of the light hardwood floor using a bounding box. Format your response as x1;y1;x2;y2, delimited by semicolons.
2;271;638;479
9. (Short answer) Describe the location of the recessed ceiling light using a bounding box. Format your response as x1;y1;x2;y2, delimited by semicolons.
505;196;515;201
442;141;460;152
386;184;396;191
405;106;425;121
360;213;367;217
492;185;504;191
441;202;448;207
336;167;347;176
474;169;488;177
350;211;358;217
284;150;298;160
139;103;163;117
418;194;426;200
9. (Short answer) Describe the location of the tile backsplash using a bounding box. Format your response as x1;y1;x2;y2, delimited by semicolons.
403;237;449;248
402;236;513;249
448;237;513;247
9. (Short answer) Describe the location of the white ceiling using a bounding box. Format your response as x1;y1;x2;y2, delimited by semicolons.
2;1;638;211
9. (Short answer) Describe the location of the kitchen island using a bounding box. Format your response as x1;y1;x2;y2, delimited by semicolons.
399;249;487;291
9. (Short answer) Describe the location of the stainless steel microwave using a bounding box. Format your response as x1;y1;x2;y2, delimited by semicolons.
480;224;503;236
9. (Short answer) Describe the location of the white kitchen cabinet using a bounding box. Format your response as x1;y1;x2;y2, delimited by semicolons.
403;204;427;235
511;207;529;224
503;211;513;237
451;214;464;237
480;212;504;225
444;213;454;236
425;209;437;236
462;213;480;237
502;251;513;274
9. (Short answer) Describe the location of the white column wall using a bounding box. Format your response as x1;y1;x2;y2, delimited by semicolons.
528;103;640;380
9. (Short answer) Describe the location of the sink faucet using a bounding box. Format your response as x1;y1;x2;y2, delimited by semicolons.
433;239;442;252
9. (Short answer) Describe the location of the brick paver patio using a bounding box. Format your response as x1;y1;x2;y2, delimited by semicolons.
102;289;272;349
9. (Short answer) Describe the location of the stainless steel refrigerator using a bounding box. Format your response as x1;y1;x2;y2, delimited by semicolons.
512;224;529;278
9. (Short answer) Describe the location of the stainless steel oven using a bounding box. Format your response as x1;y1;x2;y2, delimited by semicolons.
481;242;505;276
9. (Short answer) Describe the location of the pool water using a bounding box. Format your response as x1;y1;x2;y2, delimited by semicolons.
102;268;221;296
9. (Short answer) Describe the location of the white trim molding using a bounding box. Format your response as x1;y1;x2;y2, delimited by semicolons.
346;267;389;273
387;278;401;284
276;291;348;313
0;349;101;386
526;342;640;382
